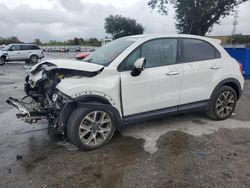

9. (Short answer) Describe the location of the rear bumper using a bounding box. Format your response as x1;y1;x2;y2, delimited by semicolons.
39;54;45;59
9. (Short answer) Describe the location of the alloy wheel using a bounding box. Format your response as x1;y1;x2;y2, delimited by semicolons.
215;91;235;118
31;56;38;63
78;111;112;146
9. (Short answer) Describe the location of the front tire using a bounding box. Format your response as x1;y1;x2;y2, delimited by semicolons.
30;55;39;64
207;86;237;120
67;108;115;150
0;57;5;65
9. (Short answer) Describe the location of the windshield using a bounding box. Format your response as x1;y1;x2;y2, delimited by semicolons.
84;38;135;66
1;45;11;51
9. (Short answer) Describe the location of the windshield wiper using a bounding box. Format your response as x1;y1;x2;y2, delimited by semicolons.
83;58;93;63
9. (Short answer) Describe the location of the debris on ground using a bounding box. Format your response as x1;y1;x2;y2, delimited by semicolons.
193;151;208;158
16;154;23;160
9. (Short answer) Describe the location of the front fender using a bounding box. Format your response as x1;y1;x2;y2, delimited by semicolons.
60;101;123;130
1;53;8;60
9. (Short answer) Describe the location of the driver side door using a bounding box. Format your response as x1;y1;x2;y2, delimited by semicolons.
120;38;183;117
8;45;22;60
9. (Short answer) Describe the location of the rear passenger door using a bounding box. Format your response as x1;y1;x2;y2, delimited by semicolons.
21;45;38;59
178;38;222;105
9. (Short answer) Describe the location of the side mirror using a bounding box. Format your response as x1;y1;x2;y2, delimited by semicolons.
131;58;146;77
8;48;13;51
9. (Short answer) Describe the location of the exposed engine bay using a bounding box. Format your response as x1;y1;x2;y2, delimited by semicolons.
6;60;104;135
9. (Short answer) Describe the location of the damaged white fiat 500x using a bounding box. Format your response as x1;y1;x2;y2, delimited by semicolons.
7;34;244;150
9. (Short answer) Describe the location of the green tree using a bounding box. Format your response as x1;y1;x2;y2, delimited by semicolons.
148;0;248;36
227;34;250;44
78;38;85;45
104;15;144;39
41;37;101;46
0;36;22;45
33;38;42;45
73;37;80;45
86;38;101;46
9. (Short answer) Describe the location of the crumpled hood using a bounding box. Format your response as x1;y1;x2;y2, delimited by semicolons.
30;59;104;73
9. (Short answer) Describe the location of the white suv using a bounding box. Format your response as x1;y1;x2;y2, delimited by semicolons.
7;34;244;150
0;44;44;65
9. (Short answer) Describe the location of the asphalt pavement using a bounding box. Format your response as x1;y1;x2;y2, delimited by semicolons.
0;55;250;188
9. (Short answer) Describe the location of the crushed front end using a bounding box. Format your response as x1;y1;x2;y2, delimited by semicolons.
6;60;103;137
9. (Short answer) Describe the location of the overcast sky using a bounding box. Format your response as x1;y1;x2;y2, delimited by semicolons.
0;0;249;42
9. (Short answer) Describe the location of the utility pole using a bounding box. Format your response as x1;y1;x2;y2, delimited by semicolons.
231;6;239;46
231;9;239;36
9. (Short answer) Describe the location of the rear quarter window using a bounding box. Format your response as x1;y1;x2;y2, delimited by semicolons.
179;38;221;62
31;45;40;50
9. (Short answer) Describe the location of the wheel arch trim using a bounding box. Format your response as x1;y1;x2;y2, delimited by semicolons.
60;95;122;131
1;54;7;60
29;54;39;59
210;78;242;100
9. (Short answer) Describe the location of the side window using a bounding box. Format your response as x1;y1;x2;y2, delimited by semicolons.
215;49;221;58
10;45;21;51
141;39;177;68
21;45;40;50
120;48;140;71
31;45;40;50
180;39;220;62
21;45;30;50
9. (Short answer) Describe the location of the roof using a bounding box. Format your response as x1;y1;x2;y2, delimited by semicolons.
123;33;220;44
8;43;38;46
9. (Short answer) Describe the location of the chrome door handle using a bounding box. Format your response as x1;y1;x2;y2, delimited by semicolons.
166;71;179;75
210;65;221;69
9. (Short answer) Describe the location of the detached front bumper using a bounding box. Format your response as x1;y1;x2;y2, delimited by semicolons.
6;97;48;123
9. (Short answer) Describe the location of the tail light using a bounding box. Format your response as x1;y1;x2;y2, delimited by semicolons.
237;61;244;75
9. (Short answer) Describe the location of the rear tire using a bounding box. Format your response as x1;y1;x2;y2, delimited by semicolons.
30;55;39;64
67;107;115;150
0;57;5;65
206;86;237;120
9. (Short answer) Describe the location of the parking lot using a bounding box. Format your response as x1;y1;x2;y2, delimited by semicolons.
0;55;250;188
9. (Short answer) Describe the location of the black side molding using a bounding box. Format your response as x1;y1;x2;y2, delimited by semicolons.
123;106;177;125
178;100;209;113
123;100;210;125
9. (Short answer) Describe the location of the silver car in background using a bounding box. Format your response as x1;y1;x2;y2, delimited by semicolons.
0;44;44;65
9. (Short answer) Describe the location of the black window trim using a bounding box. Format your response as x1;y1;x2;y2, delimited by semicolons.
20;45;30;51
117;37;222;72
20;44;40;50
10;45;21;51
117;37;179;72
178;38;221;63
